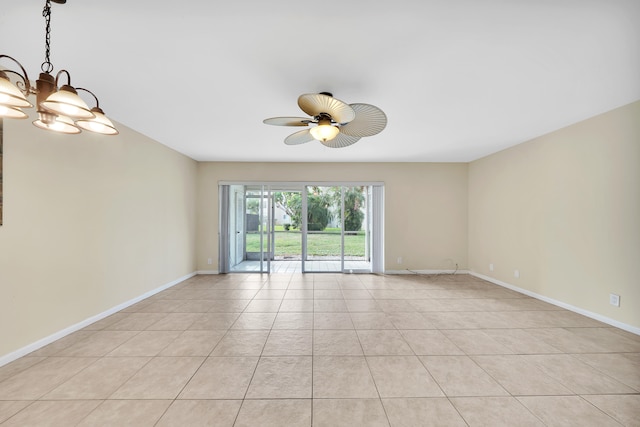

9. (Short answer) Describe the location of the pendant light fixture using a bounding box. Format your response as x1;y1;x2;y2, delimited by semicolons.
0;0;118;135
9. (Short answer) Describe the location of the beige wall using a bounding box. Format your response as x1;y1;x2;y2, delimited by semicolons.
468;101;640;328
0;118;198;358
196;162;468;273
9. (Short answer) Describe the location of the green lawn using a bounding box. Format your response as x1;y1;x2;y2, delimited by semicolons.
246;231;365;256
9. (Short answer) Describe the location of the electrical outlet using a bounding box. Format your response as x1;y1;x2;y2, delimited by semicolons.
514;269;520;279
489;263;494;272
207;258;212;265
609;294;620;307
397;257;403;264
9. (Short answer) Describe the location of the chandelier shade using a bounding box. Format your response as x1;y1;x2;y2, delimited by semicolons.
0;105;29;119
0;74;33;109
33;113;81;134
40;84;94;119
0;0;117;135
76;107;119;135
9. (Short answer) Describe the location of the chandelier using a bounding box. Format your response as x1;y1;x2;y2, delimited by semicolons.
0;0;118;135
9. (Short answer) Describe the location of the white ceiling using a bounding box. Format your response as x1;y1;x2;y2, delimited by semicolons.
2;0;639;162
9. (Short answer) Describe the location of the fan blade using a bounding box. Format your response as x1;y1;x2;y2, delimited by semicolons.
298;93;356;123
263;117;312;126
284;129;315;145
339;103;387;137
321;132;361;148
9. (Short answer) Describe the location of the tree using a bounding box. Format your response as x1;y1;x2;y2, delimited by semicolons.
333;187;365;231
307;188;332;231
274;189;333;231
274;192;302;229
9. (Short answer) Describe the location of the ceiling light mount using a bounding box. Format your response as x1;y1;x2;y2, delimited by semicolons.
0;0;117;135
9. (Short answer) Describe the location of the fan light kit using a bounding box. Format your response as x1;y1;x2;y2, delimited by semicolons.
264;92;387;148
0;0;118;135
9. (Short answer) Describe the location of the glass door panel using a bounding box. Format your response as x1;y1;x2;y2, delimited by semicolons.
229;185;272;273
343;186;372;273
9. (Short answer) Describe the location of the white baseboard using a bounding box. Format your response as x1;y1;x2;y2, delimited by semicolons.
196;270;219;275
385;269;470;275
470;272;640;336
0;272;197;368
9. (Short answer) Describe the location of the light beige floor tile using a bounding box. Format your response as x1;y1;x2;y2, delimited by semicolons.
472;355;573;396
159;330;226;356
283;289;314;299
525;328;610;353
420;355;509;397
574;353;640;391
376;300;417;313
134;300;184;313
231;313;277;329
243;299;282;313
172;300;218;313
178;357;258;399
234;399;311;427
350;312;396;329
382;398;467;427
246;356;312;398
110;356;203;399
1;400;101;427
279;299;315;312
76;400;171;427
57;330;139;357
28;331;96;357
315;289;345;299
188;313;239;330
156;400;241;427
272;312;313;329
44;356;150;399
342;290;373;299
107;331;181;356
441;330;514;355
262;330;312;356
583;394;640;427
481;329;563;354
400;330;464;355
207;300;250;312
346;299;383;312
523;354;636;394
367;356;443;397
313;330;364;356
254;289;286;299
357;330;413;356
517;396;621;427
106;313;167;331
313;398;389;427
0;357;97;400
314;312;354;329
450;396;544;427
313;356;378;398
210;330;269;356
0;401;31;424
566;328;640;352
420;312;487;329
0;357;47;383
387;312;434;329
146;313;202;330
314;299;349;312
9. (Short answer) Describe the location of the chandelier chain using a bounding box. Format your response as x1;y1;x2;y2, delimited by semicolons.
41;0;54;73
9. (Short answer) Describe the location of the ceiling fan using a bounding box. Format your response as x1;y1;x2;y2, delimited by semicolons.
263;92;387;148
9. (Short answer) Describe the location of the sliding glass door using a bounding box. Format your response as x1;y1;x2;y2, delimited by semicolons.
220;182;383;274
302;185;373;273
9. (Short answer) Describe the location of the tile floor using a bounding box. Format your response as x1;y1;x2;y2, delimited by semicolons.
0;273;639;426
